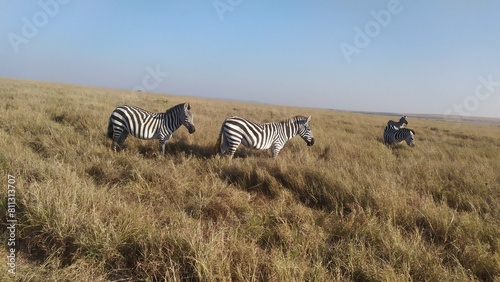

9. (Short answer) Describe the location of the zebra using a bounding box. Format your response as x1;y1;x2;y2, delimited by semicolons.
216;115;315;159
383;126;415;147
386;116;408;130
107;103;195;155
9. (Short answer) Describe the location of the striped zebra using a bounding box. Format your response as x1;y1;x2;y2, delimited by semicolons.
216;115;315;159
107;103;195;154
383;126;415;147
386;116;408;130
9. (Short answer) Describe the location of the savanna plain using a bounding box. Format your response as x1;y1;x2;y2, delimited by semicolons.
1;77;500;281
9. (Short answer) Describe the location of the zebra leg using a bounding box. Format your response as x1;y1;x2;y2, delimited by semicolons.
226;139;241;159
116;131;129;151
271;144;282;159
221;129;242;159
219;133;229;155
158;133;173;155
110;133;118;152
111;141;118;152
159;140;166;155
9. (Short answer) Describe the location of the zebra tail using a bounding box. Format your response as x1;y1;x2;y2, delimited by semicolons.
107;118;113;139
214;125;224;155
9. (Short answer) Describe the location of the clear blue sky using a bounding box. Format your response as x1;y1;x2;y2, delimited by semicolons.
1;1;499;118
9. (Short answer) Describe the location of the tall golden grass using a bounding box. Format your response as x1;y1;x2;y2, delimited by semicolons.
1;77;499;281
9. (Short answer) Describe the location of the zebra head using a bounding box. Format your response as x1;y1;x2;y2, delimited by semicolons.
181;103;196;134
406;129;415;147
400;116;408;125
298;116;315;146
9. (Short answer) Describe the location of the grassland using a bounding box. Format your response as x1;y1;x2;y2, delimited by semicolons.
0;77;499;281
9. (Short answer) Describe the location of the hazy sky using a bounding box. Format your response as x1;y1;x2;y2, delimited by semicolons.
1;1;499;118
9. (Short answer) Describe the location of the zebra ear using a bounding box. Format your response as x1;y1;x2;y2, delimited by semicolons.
185;103;191;111
306;116;311;123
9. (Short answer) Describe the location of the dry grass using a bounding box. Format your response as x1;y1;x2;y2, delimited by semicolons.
1;77;499;281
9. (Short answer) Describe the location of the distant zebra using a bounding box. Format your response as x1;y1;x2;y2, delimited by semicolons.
107;103;195;154
383;126;415;147
387;116;408;130
216;115;315;159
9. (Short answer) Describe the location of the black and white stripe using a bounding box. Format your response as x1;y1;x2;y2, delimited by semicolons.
383;126;415;147
387;116;408;129
216;116;315;159
107;103;195;154
386;116;408;130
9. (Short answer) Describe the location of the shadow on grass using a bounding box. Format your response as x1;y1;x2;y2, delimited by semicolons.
133;140;215;160
138;141;271;160
217;162;358;214
229;149;271;159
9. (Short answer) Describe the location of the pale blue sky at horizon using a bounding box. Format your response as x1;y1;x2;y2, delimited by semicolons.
1;1;499;118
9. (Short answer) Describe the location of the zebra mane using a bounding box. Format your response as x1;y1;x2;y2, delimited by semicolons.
288;116;309;124
165;103;187;114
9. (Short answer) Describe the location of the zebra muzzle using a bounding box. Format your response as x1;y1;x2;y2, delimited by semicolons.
307;138;315;146
188;125;196;134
